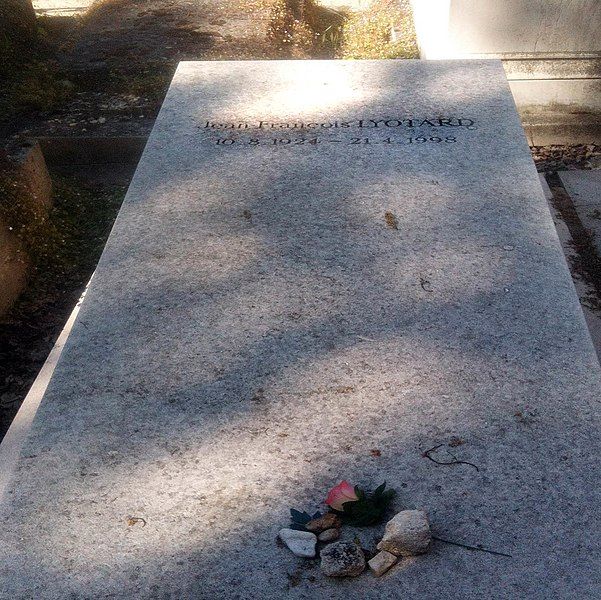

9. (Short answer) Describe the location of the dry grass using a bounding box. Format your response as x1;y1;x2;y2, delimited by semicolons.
339;0;418;59
267;0;345;58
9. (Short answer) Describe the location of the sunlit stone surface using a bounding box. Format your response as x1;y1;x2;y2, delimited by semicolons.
0;60;600;598
32;0;94;16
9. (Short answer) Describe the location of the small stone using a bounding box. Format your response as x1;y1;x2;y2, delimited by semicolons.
368;550;398;577
317;528;340;543
305;513;342;533
278;528;317;558
320;541;365;577
376;510;431;557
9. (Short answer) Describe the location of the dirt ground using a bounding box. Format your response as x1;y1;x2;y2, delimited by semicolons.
0;176;125;438
3;0;293;138
2;0;415;139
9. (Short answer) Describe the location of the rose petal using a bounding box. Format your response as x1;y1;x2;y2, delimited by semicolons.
326;481;359;511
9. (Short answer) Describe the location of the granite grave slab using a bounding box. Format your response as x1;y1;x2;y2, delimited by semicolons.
0;60;600;599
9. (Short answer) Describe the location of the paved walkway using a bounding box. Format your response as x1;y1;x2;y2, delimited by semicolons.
33;0;371;17
33;0;95;16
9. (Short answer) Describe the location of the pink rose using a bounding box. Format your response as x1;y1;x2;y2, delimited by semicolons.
325;481;359;511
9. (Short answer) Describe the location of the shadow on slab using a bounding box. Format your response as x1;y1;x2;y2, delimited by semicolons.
1;60;600;599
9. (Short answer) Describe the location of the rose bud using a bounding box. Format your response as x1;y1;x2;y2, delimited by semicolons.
325;481;359;511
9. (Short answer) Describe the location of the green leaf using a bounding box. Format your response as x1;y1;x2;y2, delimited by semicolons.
373;481;387;498
381;489;395;503
289;508;323;531
337;482;397;527
290;508;312;525
289;509;304;522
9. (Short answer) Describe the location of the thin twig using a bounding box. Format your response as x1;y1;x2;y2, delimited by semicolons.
433;535;512;558
419;277;433;292
422;444;480;471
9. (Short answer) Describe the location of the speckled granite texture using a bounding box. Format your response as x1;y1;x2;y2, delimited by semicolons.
0;60;600;599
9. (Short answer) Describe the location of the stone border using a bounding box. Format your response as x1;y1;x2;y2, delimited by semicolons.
0;285;86;503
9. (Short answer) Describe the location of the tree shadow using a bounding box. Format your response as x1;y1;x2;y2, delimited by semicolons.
1;60;600;599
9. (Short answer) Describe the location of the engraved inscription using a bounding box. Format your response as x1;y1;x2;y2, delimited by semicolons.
201;117;476;130
198;116;477;149
214;136;459;146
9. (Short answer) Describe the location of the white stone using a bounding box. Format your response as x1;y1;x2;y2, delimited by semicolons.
410;0;601;142
368;550;398;577
278;528;317;558
377;510;431;557
411;0;601;58
32;0;94;16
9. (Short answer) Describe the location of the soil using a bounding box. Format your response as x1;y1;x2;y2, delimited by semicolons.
0;175;125;438
1;0;350;139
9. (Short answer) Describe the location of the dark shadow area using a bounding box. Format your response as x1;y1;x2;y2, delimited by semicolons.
0;173;126;438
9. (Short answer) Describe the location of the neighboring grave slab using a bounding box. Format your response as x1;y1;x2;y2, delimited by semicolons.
0;60;600;599
560;170;601;207
559;169;601;269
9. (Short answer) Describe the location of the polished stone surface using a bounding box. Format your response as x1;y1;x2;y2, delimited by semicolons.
0;60;600;599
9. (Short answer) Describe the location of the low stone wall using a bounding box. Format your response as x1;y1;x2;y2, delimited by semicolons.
0;141;52;316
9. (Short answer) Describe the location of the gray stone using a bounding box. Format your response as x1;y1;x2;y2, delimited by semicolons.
320;542;365;577
545;190;601;358
317;528;340;543
368;550;398;577
0;60;600;599
278;528;317;558
559;170;601;207
539;173;553;201
377;510;431;557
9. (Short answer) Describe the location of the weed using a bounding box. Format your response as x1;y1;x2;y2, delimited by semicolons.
339;0;418;60
268;0;345;58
